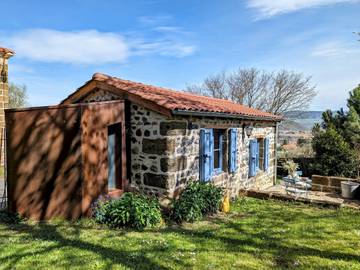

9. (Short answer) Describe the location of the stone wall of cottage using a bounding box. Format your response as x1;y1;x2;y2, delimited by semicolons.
129;104;276;204
79;90;277;204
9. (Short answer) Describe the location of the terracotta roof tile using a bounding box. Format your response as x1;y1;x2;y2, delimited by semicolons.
92;73;281;121
63;73;281;121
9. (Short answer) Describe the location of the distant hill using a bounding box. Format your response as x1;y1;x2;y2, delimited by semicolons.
279;119;306;132
280;110;323;132
283;111;323;120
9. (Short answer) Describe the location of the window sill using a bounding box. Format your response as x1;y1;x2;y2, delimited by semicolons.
107;189;124;198
213;169;224;176
250;169;269;178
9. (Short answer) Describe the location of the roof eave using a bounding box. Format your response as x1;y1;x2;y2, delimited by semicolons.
171;109;282;122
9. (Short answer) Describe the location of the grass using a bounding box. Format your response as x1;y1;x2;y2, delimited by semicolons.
1;198;360;270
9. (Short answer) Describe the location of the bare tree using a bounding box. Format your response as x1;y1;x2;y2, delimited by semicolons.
9;83;28;108
187;68;316;115
227;68;271;110
187;71;229;99
266;71;316;114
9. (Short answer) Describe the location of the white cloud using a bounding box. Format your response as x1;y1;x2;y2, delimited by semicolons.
252;37;360;110
7;29;129;64
132;40;196;57
2;28;196;64
138;15;173;26
311;41;358;57
247;0;360;19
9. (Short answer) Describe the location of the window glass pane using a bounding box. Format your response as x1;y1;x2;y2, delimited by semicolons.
214;129;220;150
108;123;122;190
214;149;220;169
213;129;223;170
108;132;116;189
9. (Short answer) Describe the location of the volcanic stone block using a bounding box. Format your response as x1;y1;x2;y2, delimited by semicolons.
329;176;353;187
160;121;187;136
160;156;187;172
143;173;169;189
311;184;322;192
312;175;329;186
142;138;176;155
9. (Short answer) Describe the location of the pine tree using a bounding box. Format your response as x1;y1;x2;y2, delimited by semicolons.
344;86;360;177
312;85;360;178
312;128;356;177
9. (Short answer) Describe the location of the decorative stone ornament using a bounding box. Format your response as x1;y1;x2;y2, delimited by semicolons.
0;50;14;83
1;66;7;83
245;125;254;137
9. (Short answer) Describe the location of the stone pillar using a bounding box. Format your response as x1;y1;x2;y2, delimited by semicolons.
0;48;15;165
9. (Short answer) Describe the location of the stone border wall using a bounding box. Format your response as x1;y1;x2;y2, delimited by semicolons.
311;175;360;193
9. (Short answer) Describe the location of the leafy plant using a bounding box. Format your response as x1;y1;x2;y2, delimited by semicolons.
92;193;161;230
172;182;224;223
312;128;357;177
0;210;22;224
312;85;360;178
282;159;299;177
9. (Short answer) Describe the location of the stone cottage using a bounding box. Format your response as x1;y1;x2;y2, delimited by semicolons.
6;72;281;219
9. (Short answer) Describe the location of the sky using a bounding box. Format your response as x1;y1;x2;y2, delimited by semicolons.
1;0;360;111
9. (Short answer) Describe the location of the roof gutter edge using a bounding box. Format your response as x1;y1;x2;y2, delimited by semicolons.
171;109;282;122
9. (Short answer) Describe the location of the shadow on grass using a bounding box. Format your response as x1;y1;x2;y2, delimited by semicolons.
0;221;180;270
1;199;360;269
159;217;360;267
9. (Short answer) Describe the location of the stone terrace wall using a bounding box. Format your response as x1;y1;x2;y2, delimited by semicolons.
129;103;276;204
312;175;360;193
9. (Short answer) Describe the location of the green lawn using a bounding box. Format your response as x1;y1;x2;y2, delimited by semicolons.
1;198;360;270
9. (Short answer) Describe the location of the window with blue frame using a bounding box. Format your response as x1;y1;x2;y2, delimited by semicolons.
213;129;223;174
249;137;270;177
258;138;264;171
200;128;229;182
228;128;238;173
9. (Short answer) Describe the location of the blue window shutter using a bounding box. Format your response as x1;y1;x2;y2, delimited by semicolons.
264;138;270;171
200;129;213;182
249;140;256;177
229;129;237;173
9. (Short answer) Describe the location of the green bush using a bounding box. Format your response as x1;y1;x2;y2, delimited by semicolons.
312;128;357;177
172;182;224;223
0;210;22;224
92;193;162;230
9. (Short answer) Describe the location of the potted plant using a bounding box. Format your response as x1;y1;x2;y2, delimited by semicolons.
282;159;300;179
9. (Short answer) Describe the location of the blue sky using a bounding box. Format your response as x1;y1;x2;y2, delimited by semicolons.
1;0;360;110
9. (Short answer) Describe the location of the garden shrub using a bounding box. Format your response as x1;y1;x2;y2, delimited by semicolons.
92;193;161;230
311;85;360;178
312;128;357;177
172;182;224;223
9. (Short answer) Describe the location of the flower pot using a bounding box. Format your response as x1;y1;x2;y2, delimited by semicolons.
341;181;359;199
